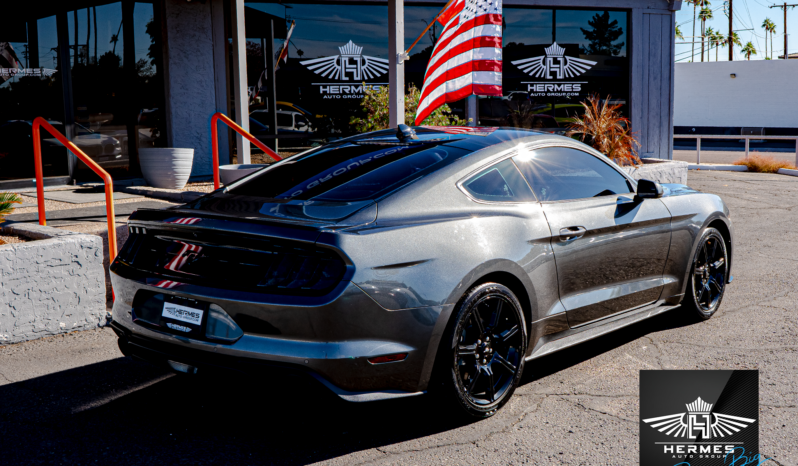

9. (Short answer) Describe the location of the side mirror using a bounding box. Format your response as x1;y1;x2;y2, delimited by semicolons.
636;178;664;199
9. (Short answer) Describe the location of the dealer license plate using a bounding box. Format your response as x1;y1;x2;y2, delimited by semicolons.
161;301;204;334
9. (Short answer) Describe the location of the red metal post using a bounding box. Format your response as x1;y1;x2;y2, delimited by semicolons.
210;112;282;190
31;117;118;262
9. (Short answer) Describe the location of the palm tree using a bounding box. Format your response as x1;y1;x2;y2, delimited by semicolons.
676;24;684;41
742;41;757;60
714;31;726;61
762;18;771;59
705;26;716;59
728;32;742;60
687;0;700;61
699;4;713;62
766;19;777;60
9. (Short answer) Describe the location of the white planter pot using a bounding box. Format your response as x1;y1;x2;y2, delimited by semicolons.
138;148;194;189
219;164;268;185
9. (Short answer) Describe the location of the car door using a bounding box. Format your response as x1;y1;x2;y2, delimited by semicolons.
512;145;672;328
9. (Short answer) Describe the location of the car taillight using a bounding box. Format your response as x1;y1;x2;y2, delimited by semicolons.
257;254;345;291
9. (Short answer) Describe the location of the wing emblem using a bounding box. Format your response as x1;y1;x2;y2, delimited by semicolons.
642;397;756;439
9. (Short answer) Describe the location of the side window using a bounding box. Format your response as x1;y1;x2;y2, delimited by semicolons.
462;159;537;203
513;147;632;202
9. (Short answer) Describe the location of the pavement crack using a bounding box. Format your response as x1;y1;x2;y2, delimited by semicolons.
559;395;635;423
641;336;670;369
665;341;797;351
0;369;14;384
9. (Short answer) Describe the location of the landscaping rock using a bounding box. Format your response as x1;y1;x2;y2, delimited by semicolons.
622;158;689;184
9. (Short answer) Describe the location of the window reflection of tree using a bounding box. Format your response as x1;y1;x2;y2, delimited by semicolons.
579;11;624;56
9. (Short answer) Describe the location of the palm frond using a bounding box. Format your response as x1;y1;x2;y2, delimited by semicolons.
0;192;23;223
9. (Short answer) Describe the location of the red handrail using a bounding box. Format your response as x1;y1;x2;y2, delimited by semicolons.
211;112;282;190
32;117;118;262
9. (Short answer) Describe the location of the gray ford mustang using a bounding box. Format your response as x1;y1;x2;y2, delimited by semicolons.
110;126;733;418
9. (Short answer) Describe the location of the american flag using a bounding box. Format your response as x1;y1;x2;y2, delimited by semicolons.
414;0;502;126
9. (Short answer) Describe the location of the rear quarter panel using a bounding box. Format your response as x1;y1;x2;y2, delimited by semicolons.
659;187;733;301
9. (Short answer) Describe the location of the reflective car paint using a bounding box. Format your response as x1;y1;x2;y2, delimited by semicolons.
109;128;733;401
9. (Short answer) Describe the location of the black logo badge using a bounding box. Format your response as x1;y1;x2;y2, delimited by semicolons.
640;370;760;466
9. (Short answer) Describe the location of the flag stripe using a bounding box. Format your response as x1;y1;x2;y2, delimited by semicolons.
415;1;502;126
416;72;502;124
423;36;502;88
419;48;502;107
419;60;502;112
427;16;502;71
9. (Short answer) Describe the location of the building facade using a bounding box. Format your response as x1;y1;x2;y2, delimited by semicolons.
0;0;680;189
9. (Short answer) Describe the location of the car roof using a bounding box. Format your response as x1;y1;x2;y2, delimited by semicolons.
344;126;555;151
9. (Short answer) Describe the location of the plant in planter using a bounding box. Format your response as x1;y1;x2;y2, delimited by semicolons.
349;84;466;132
0;192;21;221
0;192;22;245
568;94;640;166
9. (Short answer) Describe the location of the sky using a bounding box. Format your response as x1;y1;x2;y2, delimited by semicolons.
675;0;798;61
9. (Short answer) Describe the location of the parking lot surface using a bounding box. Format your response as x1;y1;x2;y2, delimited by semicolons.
1;171;796;465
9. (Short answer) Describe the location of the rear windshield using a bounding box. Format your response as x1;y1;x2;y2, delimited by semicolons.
229;142;472;201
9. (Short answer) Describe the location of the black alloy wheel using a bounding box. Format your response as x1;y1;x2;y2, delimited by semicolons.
685;227;728;320
438;283;527;418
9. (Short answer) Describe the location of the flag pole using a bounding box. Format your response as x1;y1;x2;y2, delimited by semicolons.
404;0;457;55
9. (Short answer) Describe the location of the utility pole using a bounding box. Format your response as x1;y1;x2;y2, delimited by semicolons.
771;3;798;59
728;0;734;60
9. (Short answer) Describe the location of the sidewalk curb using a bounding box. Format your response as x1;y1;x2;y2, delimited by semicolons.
688;164;748;171
120;186;205;204
777;168;798;177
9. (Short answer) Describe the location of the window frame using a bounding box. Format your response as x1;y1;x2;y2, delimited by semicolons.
456;140;637;205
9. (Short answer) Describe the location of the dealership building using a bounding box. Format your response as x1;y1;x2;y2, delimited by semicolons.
0;0;681;189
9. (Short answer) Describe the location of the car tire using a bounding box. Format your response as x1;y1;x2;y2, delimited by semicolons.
434;282;528;419
684;227;729;320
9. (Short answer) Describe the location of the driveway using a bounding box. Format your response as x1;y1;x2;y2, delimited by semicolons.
1;171;796;465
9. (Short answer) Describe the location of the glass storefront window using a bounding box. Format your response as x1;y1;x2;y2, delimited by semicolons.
502;8;629;128
133;2;166;153
68;3;130;177
0;1;166;186
0;15;68;181
242;2;629;139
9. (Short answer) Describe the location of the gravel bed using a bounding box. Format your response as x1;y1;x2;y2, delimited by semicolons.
182;182;215;193
12;194;147;215
0;234;28;245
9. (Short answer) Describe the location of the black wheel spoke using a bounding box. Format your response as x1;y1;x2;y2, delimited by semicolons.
694;266;706;276
471;311;485;334
489;299;503;330
712;258;725;270
708;276;723;293
499;325;519;343
697;284;707;303
485;367;496;402
709;239;719;261
701;243;709;265
458;344;477;356
494;353;517;373
467;368;481;394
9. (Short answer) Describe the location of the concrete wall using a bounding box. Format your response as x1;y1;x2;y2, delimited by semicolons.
162;0;226;177
675;61;798;129
0;224;106;345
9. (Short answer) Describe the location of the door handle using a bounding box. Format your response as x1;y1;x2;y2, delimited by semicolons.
559;226;586;242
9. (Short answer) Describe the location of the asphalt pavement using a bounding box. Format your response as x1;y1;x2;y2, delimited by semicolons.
0;170;796;465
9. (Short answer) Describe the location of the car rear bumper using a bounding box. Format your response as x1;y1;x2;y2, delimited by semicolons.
110;268;453;400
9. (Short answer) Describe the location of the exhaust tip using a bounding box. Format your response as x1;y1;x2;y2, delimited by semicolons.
168;360;198;374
